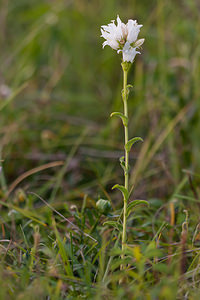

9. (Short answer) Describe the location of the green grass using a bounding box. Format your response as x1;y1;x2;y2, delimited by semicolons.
1;0;200;299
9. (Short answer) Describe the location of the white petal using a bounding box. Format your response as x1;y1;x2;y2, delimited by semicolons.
126;20;143;43
122;42;140;63
117;15;123;27
102;38;119;50
101;16;143;52
108;39;119;50
102;41;108;48
101;17;123;50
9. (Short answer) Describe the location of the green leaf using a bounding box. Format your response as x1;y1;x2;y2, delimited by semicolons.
110;112;128;126
127;200;149;217
119;156;125;164
52;219;73;276
119;156;126;173
119;156;129;174
144;241;161;258
112;184;128;201
103;221;123;231
127;84;133;92
125;137;143;152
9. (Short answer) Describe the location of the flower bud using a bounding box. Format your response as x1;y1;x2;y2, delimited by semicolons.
96;199;112;215
134;38;145;48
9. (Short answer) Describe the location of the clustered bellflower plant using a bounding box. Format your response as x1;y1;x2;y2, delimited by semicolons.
100;16;147;265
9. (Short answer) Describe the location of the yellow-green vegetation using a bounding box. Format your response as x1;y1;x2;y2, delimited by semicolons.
1;0;200;299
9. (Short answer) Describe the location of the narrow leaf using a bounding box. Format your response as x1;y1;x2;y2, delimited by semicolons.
52;219;73;276
125;137;143;152
110;112;128;126
112;184;128;201
119;156;126;173
103;221;123;231
127;200;149;217
0;200;46;227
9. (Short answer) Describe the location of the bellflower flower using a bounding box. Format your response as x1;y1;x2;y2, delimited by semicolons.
101;15;144;63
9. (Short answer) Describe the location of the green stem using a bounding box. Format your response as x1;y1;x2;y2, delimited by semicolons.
121;63;129;259
0;148;7;194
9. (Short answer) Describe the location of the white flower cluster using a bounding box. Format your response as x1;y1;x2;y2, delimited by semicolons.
101;16;144;63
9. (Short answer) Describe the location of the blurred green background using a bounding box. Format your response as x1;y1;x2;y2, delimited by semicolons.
1;0;200;205
1;1;200;299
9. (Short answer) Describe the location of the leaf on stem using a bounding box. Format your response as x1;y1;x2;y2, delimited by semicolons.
127;200;149;217
112;184;128;201
127;84;133;94
125;137;143;152
103;221;123;231
122;85;133;98
119;156;126;173
110;112;128;126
